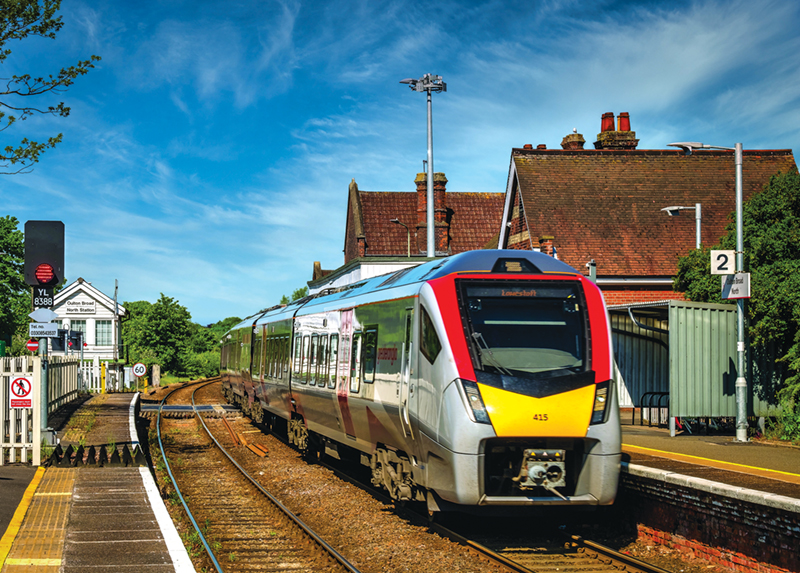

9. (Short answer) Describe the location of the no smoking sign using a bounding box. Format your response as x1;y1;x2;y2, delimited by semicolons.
10;377;33;409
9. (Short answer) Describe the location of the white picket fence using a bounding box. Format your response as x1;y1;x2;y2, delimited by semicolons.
1;355;81;466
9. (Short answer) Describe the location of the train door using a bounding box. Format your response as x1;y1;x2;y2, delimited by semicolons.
335;309;357;438
399;308;417;440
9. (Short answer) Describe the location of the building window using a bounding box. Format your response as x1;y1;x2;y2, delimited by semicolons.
70;320;87;333
96;320;113;346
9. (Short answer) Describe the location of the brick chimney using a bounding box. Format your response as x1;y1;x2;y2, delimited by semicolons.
594;112;639;150
538;236;555;257
561;128;586;150
415;172;449;255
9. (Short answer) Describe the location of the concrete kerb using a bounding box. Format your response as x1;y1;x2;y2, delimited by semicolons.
622;462;800;514
127;393;194;571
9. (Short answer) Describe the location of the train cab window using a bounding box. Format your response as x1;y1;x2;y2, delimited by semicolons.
309;334;319;385
292;335;302;379
420;307;442;364
363;327;378;384
328;335;339;389
317;335;328;388
350;333;362;393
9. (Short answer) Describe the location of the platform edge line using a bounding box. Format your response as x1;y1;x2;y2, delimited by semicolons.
0;466;46;567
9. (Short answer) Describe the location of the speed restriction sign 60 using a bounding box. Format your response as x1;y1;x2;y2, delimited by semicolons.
132;363;147;377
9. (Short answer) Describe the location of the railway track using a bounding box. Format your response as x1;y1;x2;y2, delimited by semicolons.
151;379;679;573
154;379;359;573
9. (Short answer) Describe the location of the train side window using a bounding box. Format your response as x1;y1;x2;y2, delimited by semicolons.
328;335;339;389
309;334;319;386
317;335;328;388
283;336;290;379
420;306;442;364
363;327;378;384
300;335;310;384
253;335;262;379
292;335;302;379
350;332;362;393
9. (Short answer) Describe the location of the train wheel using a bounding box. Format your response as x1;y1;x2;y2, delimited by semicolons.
288;418;308;452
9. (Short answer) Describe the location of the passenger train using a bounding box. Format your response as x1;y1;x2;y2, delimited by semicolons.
220;250;621;513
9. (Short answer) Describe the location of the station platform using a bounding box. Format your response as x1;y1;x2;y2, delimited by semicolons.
0;393;192;573
621;422;800;503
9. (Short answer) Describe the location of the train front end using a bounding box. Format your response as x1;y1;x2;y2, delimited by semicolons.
422;252;621;511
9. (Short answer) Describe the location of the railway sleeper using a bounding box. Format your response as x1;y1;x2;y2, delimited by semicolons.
371;447;424;502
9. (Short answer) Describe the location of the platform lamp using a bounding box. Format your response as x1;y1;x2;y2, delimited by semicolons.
668;141;747;442
661;203;702;249
400;74;446;257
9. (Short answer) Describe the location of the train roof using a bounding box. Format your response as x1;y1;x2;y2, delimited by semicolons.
224;251;583;334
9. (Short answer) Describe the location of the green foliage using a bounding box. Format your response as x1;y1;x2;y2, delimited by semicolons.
765;398;800;443
122;294;221;378
674;169;800;402
279;286;308;305
0;0;101;173
0;215;27;344
205;316;241;342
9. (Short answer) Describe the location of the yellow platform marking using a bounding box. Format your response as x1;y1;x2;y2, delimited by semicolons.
623;443;800;485
1;468;75;573
0;467;45;567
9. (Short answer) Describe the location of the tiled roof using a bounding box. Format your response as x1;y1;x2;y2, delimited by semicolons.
355;191;504;257
510;148;797;276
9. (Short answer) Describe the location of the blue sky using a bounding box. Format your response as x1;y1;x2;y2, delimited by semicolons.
3;0;799;325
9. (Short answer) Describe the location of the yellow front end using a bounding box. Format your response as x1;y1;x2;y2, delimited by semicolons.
479;382;595;438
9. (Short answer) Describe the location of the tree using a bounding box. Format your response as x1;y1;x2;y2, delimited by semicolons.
0;215;27;345
1;0;100;173
279;286;308;305
122;295;221;378
674;169;800;401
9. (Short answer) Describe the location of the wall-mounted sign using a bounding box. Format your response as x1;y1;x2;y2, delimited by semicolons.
65;300;96;314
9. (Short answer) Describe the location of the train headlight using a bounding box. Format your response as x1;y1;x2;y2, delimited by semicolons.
590;380;612;425
457;379;491;424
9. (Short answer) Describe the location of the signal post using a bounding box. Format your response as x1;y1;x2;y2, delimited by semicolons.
24;220;65;442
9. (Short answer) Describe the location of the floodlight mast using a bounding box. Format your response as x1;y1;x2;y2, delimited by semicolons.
400;74;447;257
668;141;747;442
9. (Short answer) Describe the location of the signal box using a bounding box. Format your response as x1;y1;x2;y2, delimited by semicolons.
24;221;64;287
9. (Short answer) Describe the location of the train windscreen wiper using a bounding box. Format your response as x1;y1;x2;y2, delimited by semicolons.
471;332;512;376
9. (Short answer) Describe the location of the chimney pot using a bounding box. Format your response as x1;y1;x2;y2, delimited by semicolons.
523;144;533;149
601;112;615;133
618;112;631;131
537;144;547;150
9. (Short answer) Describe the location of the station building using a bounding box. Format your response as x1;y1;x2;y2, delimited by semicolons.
50;278;126;363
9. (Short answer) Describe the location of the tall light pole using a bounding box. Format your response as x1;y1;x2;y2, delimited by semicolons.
661;203;702;249
400;74;446;257
669;142;747;442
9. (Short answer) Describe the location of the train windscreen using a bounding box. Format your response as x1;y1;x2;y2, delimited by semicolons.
458;280;588;379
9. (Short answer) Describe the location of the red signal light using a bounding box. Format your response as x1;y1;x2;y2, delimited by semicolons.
35;263;55;284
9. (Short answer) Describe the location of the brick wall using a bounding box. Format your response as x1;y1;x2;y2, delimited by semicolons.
600;287;685;305
617;469;800;573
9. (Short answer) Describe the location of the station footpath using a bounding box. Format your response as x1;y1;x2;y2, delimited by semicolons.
0;393;192;573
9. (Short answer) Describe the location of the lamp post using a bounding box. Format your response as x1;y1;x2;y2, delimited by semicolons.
669;141;747;442
661;203;702;249
400;74;446;257
390;218;411;258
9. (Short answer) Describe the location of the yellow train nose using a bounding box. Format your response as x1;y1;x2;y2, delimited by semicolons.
479;382;595;438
